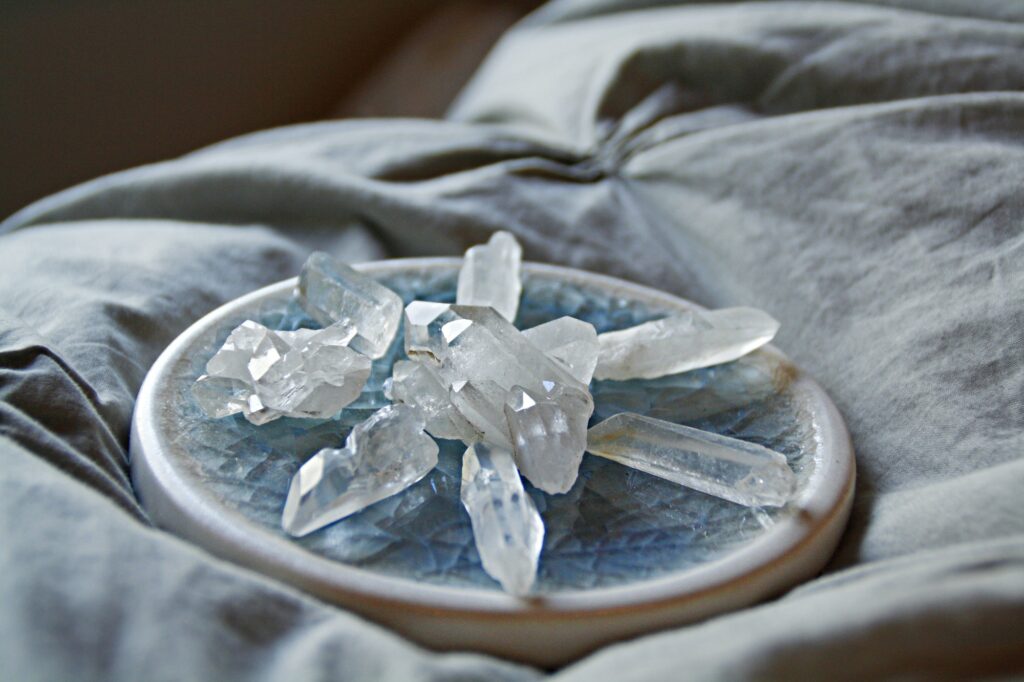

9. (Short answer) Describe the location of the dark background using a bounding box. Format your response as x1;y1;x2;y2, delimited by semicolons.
0;0;537;218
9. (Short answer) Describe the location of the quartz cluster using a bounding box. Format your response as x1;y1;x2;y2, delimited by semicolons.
192;231;796;596
192;320;371;424
399;301;595;497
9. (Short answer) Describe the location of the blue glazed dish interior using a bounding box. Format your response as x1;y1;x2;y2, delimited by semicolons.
168;266;813;593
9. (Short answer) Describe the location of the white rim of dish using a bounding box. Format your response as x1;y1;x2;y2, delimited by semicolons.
131;257;855;622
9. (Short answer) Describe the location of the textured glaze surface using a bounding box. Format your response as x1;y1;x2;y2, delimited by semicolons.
163;267;814;593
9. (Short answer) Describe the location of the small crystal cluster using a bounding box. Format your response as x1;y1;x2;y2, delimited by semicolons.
192;321;371;424
399;302;594;496
193;231;797;596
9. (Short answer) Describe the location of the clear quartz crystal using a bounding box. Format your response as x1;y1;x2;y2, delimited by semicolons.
296;252;403;359
522;316;599;384
504;382;592;494
193;320;370;424
461;443;544;595
385;360;476;441
595;307;780;381
586;412;796;507
456;231;523;322
282;404;439;536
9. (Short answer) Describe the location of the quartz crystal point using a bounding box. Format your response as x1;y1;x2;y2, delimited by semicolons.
522;317;599;384
504;383;592;494
594;307;780;381
193;320;370;424
456;231;523;322
586;412;796;507
384;360;476;441
296;252;403;359
461;443;544;595
282;404;439;536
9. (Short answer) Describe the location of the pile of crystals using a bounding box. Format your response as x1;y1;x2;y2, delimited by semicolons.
193;231;796;596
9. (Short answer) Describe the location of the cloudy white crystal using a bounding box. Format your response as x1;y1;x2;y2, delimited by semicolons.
595;307;780;381
297;251;403;359
586;412;796;507
504;383;592;494
522;316;599;384
193;320;370;424
461;443;544;595
282;404;439;536
456;231;522;322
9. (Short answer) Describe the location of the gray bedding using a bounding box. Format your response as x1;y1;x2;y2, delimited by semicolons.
2;1;1023;679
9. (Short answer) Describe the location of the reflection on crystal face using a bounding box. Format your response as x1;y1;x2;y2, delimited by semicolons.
403;300;452;364
176;269;811;592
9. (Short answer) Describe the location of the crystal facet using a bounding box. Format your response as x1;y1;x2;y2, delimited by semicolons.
595;307;780;381
456;231;522;322
297;252;403;359
460;443;544;595
402;300;454;365
523;316;599;384
504;382;592;494
586;412;796;507
193;320;370;424
282;404;439;536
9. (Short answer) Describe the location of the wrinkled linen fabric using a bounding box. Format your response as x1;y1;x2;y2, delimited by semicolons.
2;0;1023;679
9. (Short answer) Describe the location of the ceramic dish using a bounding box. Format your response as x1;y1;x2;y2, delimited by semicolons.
130;258;854;666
